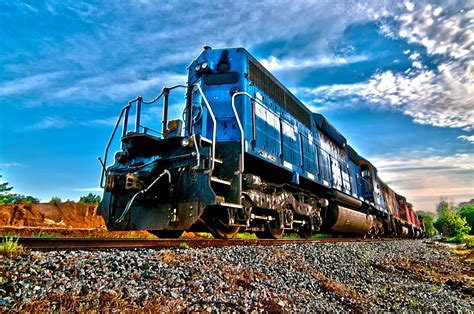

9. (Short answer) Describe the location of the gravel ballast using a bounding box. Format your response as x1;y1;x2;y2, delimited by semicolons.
0;239;472;311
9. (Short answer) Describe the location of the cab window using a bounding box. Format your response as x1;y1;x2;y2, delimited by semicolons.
204;72;238;85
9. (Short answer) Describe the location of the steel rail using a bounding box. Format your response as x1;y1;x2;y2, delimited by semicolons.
2;237;397;251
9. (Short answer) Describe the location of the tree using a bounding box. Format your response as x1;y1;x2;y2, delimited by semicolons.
0;175;13;194
79;193;101;204
0;174;39;204
50;196;62;205
417;211;436;237
434;200;471;242
436;196;455;214
458;202;474;235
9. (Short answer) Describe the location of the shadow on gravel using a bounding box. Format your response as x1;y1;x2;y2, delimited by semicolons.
370;257;472;297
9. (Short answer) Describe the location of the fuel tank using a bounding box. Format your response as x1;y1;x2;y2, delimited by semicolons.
324;204;374;234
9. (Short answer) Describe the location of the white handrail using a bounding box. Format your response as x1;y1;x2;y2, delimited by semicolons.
231;92;264;173
194;83;217;171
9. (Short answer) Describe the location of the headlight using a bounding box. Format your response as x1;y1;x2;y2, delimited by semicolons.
114;151;125;163
181;137;190;147
201;61;209;70
194;63;201;72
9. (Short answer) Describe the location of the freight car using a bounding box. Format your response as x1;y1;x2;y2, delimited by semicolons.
97;46;425;239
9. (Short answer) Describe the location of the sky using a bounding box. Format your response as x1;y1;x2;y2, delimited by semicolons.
0;0;473;212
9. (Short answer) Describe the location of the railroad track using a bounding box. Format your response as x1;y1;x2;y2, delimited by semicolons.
2;236;395;251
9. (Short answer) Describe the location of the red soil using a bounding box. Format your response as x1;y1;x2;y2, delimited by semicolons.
0;202;105;229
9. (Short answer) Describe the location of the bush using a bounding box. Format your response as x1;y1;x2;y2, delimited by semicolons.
458;203;474;235
434;204;471;242
419;212;436;237
79;193;101;204
50;196;62;205
0;193;40;204
0;237;25;258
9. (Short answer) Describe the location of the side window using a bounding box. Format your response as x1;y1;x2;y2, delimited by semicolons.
341;163;351;193
300;134;316;173
330;157;342;189
360;164;371;178
318;148;331;185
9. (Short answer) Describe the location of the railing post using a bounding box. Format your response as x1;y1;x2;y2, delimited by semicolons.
194;84;216;171
162;88;170;138
122;106;130;138
185;86;194;136
135;96;142;133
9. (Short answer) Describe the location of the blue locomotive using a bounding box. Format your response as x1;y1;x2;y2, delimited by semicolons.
98;46;425;239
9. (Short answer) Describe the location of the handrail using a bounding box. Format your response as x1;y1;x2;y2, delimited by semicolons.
231;92;264;173
142;85;187;105
99;97;138;188
192;134;200;169
194;84;217;171
99;83;217;188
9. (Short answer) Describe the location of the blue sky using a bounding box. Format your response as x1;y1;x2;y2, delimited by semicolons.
0;0;472;212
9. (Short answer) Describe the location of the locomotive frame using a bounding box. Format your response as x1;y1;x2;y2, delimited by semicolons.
98;46;425;239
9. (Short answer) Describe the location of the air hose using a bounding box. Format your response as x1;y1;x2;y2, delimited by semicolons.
115;169;171;224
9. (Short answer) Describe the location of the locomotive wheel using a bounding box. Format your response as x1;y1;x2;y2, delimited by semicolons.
148;230;184;239
298;223;313;239
256;220;284;239
210;225;240;239
207;210;240;239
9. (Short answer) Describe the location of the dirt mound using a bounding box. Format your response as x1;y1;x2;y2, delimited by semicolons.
0;202;105;229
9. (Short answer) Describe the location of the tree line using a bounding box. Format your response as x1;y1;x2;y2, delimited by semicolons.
0;175;100;205
418;196;473;243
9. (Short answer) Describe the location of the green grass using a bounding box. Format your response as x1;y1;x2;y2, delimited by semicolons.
281;233;299;239
0;236;25;258
234;232;258;240
0;232;19;238
465;236;474;249
311;233;332;239
194;231;333;240
282;233;332;239
195;232;214;239
115;234;146;239
31;232;61;238
446;236;463;243
179;242;190;249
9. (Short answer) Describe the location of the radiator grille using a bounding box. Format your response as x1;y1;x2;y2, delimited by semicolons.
248;59;311;127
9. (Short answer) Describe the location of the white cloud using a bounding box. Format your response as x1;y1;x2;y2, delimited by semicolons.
398;4;473;60
46;71;187;103
0;72;64;97
300;4;474;130
373;153;474;171
0;162;23;168
3;0;405;107
458;135;474;143
370;153;474;212
408;52;420;60
27;116;70;130
260;54;370;72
